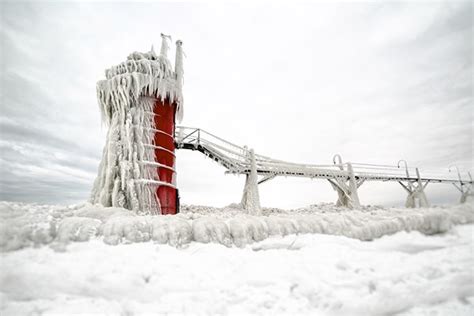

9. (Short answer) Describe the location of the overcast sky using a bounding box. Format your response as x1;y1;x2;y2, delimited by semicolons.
0;1;472;208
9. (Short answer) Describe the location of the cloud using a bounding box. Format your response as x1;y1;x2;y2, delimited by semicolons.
0;1;471;207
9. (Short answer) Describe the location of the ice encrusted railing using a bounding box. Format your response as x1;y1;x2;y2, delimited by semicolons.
175;126;471;184
175;126;349;179
176;126;249;172
350;163;467;183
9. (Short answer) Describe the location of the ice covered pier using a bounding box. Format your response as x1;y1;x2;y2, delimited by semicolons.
175;127;473;211
90;36;472;215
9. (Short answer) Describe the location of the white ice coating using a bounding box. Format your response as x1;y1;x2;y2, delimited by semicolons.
97;37;184;124
90;37;184;214
90;97;161;214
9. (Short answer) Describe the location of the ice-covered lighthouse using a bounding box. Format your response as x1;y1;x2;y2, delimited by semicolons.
90;34;183;215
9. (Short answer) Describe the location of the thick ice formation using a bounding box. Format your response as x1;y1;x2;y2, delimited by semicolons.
1;201;473;251
90;36;183;214
97;39;183;123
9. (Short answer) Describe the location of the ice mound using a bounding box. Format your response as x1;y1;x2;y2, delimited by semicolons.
0;201;473;251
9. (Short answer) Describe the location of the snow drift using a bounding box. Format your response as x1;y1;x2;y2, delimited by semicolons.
1;223;473;315
1;201;472;252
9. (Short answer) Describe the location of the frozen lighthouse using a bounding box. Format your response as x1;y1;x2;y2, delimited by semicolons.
90;34;184;215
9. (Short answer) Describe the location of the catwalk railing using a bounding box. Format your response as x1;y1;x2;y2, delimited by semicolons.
175;126;473;208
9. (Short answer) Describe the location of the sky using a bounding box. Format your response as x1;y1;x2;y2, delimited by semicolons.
0;0;472;208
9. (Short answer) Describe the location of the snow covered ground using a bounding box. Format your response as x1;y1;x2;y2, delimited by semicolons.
1;201;473;315
1;201;473;251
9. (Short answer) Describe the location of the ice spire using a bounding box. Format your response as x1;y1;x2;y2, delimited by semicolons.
175;39;184;122
160;33;171;58
175;40;184;86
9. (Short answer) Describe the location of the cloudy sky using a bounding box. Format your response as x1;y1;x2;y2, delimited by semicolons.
0;1;472;208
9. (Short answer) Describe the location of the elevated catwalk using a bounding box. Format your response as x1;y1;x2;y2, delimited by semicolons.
175;126;473;209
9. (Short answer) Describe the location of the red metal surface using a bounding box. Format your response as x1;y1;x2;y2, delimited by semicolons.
153;98;178;215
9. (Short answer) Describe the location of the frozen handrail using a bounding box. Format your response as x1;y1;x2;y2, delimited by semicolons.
175;126;472;185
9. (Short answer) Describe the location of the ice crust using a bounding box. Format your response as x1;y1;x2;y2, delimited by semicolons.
1;201;472;252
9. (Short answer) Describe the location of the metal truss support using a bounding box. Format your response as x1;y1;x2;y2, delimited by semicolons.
397;161;429;208
453;183;473;204
450;169;473;204
328;155;361;208
241;148;261;214
258;174;276;185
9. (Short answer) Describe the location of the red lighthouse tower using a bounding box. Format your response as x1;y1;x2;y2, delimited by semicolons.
90;35;184;215
153;96;178;214
153;39;183;215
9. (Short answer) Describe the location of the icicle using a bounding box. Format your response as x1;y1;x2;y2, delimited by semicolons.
112;179;121;207
127;179;139;212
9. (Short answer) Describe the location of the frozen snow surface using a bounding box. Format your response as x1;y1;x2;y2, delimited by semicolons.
0;201;473;315
0;201;472;252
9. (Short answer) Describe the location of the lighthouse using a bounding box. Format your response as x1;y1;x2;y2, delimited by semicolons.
90;34;183;215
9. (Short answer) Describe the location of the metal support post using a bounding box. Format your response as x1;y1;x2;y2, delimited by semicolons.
328;155;362;208
450;168;473;204
241;148;261;214
397;160;429;208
